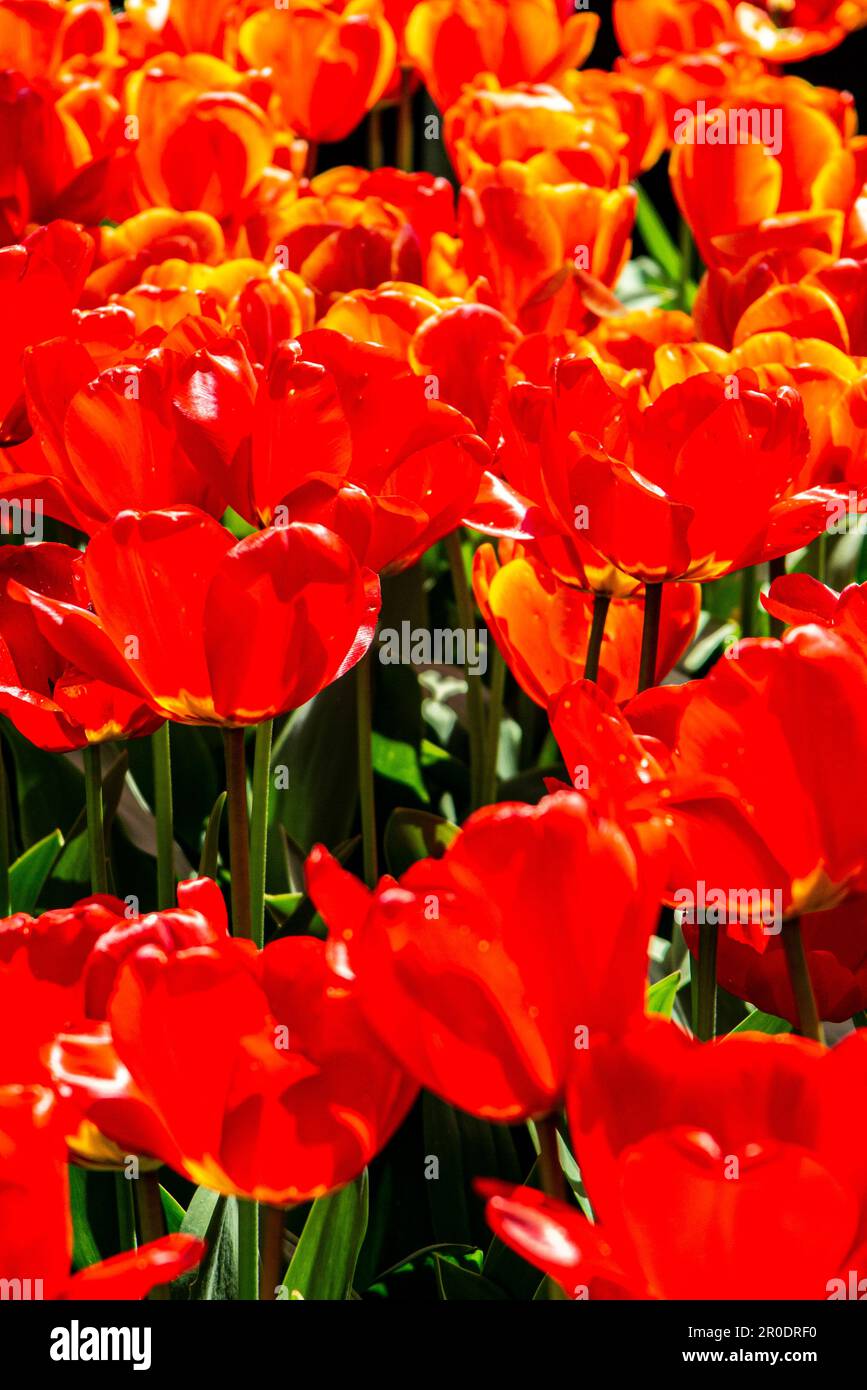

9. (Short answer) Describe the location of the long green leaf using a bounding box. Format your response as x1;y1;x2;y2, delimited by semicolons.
283;1172;368;1300
9;830;63;913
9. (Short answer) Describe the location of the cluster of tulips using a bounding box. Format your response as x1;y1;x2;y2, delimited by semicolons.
3;0;867;1306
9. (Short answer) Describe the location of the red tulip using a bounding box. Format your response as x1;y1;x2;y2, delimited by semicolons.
0;1084;203;1298
0;221;93;445
506;356;857;584
482;1021;867;1299
550;623;867;928
14;315;249;533
682;893;867;1025
50;933;417;1203
307;791;663;1121
0;877;227;1088
173;328;492;574
13;507;380;726
473;540;700;705
0;543;161;752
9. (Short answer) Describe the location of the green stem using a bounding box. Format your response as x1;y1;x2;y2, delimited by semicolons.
482;644;506;806
0;740;9;916
136;1174;168;1299
356;654;378;888
446;531;486;810
768;556;787;638
260;1205;285;1300
238;1199;259;1302
637;583;664;695
692;922;718;1042
584;593;611;684
397;66;413;172
152;723;174;910
115;1173;137;1252
535;1116;568;1300
782;918;824;1044
250;719;273;950
223;729;252;941
83;744;108;895
740;567;758;639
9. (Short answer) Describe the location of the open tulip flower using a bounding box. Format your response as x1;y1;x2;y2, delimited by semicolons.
49;931;418;1203
481;1019;867;1299
6;0;867;1320
502;355;861;584
0;220;94;445
473;540;701;704
8;314;246;532
0;542;161;750
307;791;664;1122
172;327;493;572
405;0;599;112
0;1084;204;1298
11;507;380;725
551;622;867;926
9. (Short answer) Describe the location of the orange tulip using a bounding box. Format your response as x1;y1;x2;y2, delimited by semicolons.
457;161;636;332
260;166;456;310
237;0;397;144
694;248;867;355
473;541;701;705
734;0;867;63
671;84;867;268
613;0;733;56
405;0;599;112
127;53;274;222
444;76;629;187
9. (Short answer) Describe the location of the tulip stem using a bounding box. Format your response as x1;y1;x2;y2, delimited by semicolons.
740;567;758;639
397;66;413;172
445;532;486;810
782;918;825;1044
0;740;10;916
482;645;506;806
637;583;664;694
584;593;611;683
223;729;253;941
768;556;786;638
260;1205;285;1300
250;719;273;949
115;1173;137;1253
356;654;378;887
152;723;174;910
83;744;108;895
136;1174;169;1300
535;1116;568;1300
238;1199;260;1303
692;923;718;1041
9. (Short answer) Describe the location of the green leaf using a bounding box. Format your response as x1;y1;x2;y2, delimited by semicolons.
372;733;429;803
615;255;676;311
198;791;226;878
634;185;681;282
384;808;460;876
647;970;682;1019
172;1189;238;1301
728;1009;791;1036
159;1186;186;1236
274;679;359;851
69;1167;102;1270
435;1254;509;1300
9;830;63;913
283;1172;368;1301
